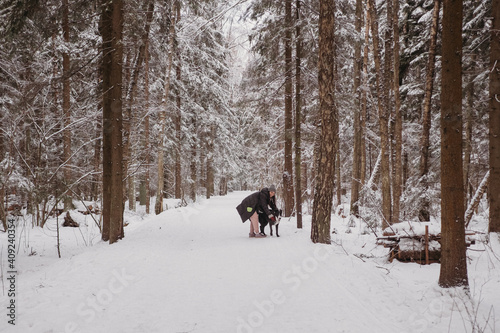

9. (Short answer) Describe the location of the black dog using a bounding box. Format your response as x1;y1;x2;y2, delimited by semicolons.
259;209;282;237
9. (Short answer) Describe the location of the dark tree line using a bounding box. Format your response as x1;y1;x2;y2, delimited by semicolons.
1;0;499;286
0;0;236;235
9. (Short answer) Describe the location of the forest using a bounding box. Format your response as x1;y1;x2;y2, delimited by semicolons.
0;0;498;287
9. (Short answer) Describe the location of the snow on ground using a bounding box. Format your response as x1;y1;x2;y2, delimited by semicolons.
1;191;499;333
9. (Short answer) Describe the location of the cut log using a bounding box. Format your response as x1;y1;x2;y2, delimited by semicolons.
377;221;476;264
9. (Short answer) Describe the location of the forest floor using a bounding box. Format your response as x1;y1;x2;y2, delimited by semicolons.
1;191;499;333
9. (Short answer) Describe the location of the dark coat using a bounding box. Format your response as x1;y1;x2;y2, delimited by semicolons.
236;188;277;223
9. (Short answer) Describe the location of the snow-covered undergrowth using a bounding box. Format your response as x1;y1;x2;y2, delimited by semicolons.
1;191;498;333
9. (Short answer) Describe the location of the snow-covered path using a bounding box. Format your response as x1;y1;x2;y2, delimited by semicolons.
2;191;499;333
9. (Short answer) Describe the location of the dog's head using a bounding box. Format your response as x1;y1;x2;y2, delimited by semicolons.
271;209;282;225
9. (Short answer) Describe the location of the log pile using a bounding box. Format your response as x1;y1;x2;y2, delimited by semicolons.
376;222;476;264
78;205;100;215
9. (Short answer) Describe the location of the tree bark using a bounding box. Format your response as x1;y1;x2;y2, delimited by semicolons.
360;3;370;191
311;0;336;244
62;0;72;210
350;0;363;216
92;103;102;202
302;161;309;212
175;62;182;199
93;39;102;203
295;0;303;228
144;25;151;214
283;0;295;217
335;140;341;206
125;50;135;211
0;126;5;229
190;113;197;202
464;56;474;208
439;0;468;287
175;2;182;200
0;131;4;229
490;0;500;233
383;0;393;227
392;0;403;224
206;126;215;199
419;0;440;222
101;0;124;244
0;187;5;231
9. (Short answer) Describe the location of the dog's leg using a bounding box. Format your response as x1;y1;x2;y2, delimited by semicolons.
276;224;279;237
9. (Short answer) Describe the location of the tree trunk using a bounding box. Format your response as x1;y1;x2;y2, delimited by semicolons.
219;176;227;196
295;0;303;228
490;0;500;233
311;0;336;245
92;48;102;203
175;64;182;199
155;2;176;214
464;56;474;208
392;0;403;224
439;0;468;287
0;126;5;229
418;0;440;222
190;113;197;202
366;151;381;191
383;0;394;227
62;0;72;210
465;171;489;228
368;0;391;228
350;0;363;217
125;49;137;212
101;0;124;244
384;0;394;221
123;50;132;208
0;186;5;231
206;126;215;199
0;133;4;229
302;161;309;213
360;3;370;191
335;141;341;206
283;0;295;217
175;3;182;200
144;26;151;214
92;106;102;202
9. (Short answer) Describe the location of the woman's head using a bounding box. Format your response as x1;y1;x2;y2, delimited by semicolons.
269;184;276;196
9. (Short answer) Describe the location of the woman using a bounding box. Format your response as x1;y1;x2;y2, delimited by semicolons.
236;185;278;238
